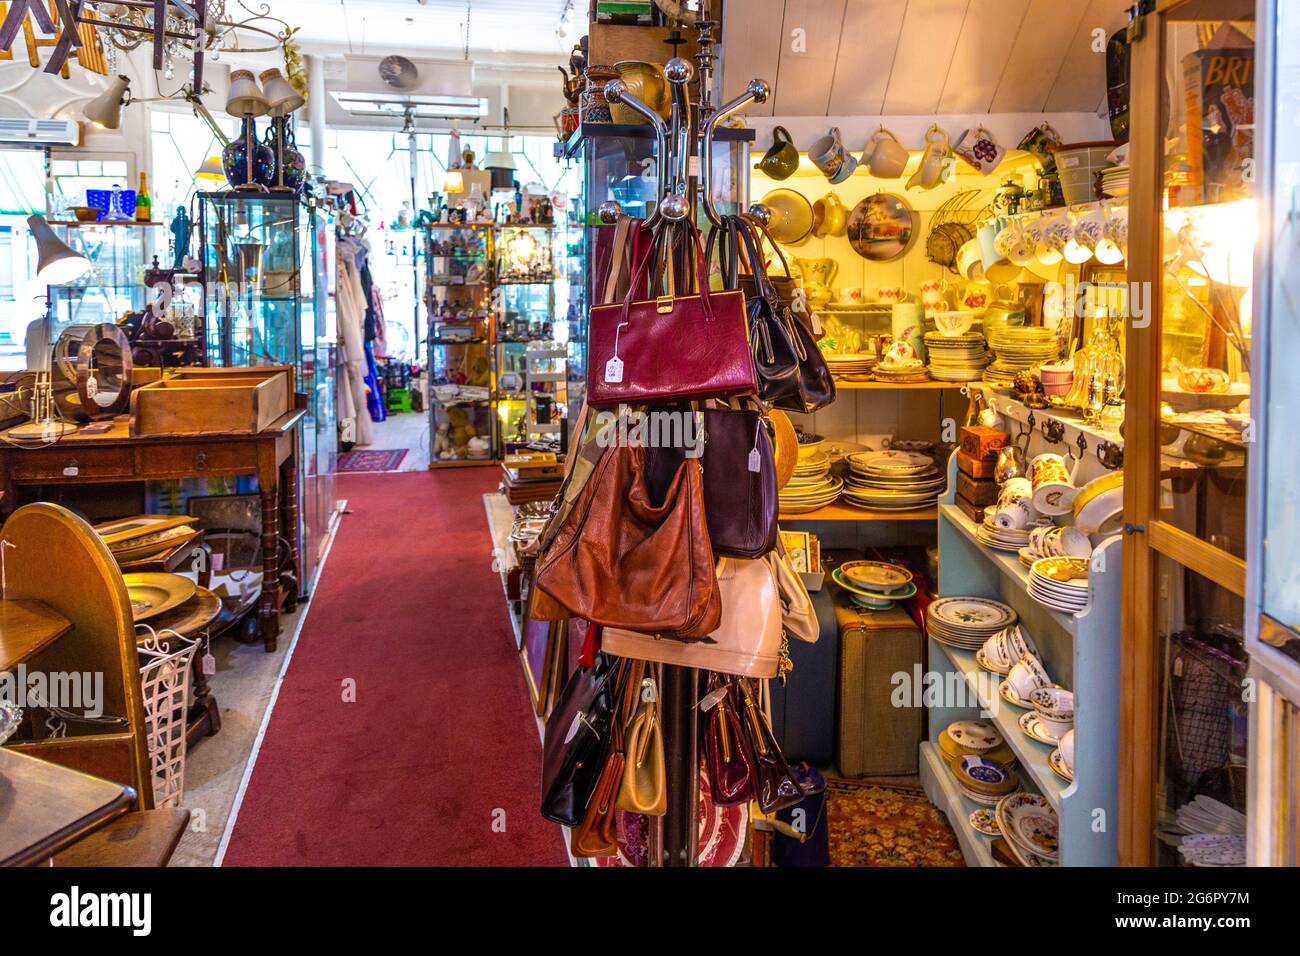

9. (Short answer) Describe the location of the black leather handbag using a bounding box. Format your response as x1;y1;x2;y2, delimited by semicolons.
540;653;622;826
708;215;804;409
734;218;836;414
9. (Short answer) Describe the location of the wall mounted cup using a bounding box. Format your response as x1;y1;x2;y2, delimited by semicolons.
861;126;909;179
809;127;858;184
755;125;799;180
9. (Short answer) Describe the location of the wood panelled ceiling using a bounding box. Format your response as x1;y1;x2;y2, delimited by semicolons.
722;0;1132;118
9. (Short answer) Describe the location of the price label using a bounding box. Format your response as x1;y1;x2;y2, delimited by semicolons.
698;685;729;712
202;653;217;676
748;448;762;473
604;356;624;383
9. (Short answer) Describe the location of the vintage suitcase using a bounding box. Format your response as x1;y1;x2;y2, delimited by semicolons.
834;588;924;777
768;584;839;767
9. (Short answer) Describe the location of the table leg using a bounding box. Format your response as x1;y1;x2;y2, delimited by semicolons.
280;449;300;613
257;443;282;653
186;634;222;746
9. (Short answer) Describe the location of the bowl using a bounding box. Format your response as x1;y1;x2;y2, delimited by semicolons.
796;433;824;460
933;311;975;337
70;205;101;223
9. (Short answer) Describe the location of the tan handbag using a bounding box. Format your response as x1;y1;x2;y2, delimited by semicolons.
604;557;782;678
768;549;818;643
617;673;666;816
571;660;643;856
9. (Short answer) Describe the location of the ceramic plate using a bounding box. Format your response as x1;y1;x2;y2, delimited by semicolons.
969;808;1000;836
999;679;1031;709
946;719;1003;752
929;597;1017;631
1004;802;1060;861
976;647;1011;675
953;754;1018;795
832;569;919;602
837;560;914;591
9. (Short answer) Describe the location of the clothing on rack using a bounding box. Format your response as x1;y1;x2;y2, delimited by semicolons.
337;236;382;443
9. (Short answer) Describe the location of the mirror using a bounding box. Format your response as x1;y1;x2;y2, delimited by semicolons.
75;323;134;420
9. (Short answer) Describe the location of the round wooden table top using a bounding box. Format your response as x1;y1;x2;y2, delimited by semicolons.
134;586;222;643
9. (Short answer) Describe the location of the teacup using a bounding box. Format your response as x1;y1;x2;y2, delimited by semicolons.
840;286;864;304
1007;655;1051;700
1057;526;1093;559
994;477;1037;530
960;282;991;311
809;127;858;184
934;311;974;337
875;286;907;304
755;125;799;180
957;240;986;282
1004;623;1039;662
919;278;946;316
1037;711;1074;740
1035;215;1072;266
1030;453;1078;516
997;219;1036;266
1064;209;1106;263
812;192;849;237
1058;729;1075;771
861;126;910;179
978;217;1008;273
983;631;1013;669
1029;687;1075;721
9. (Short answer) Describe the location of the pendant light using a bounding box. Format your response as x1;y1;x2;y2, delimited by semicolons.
484;107;517;191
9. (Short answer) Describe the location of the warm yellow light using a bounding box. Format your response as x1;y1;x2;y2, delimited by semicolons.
1063;239;1093;264
1169;198;1257;287
444;169;464;193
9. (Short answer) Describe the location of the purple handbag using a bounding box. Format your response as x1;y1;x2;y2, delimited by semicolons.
644;403;778;560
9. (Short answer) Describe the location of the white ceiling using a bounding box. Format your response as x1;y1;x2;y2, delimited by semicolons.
722;0;1133;118
264;0;572;59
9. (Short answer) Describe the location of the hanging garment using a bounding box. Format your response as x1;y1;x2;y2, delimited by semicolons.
337;239;376;445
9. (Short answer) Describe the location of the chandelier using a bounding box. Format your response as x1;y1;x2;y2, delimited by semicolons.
85;1;293;84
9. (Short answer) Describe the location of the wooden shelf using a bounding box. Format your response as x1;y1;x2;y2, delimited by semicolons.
779;502;937;522
833;380;967;390
0;600;72;672
918;742;999;867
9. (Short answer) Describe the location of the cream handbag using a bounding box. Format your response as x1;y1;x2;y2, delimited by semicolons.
769;550;818;643
603;557;782;678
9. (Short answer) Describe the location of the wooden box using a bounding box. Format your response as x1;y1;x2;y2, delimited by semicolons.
954;493;987;526
957;471;999;507
958;426;1009;461
130;366;294;437
957;450;998;479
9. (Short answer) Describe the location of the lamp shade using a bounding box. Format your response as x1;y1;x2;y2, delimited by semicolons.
28;216;89;285
225;70;269;117
84;75;130;130
259;68;304;117
195;156;226;181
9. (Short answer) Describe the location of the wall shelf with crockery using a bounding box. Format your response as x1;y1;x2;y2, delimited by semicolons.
779;503;938;523
833;381;966;391
920;452;1122;866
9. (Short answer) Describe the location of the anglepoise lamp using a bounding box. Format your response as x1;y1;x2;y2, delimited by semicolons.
9;217;89;441
259;68;306;194
223;70;274;191
84;74;131;129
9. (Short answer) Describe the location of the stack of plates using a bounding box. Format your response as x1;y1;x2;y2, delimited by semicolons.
949;753;1020;807
843;451;945;512
831;560;917;609
780;452;843;514
824;352;876;382
925;331;990;382
995;792;1059;866
984;327;1059;387
938;720;1017;767
1100;165;1129;198
873;361;930;384
976;515;1032;552
1028;556;1089;613
927;597;1017;649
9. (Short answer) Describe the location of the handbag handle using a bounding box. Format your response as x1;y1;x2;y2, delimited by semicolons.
618;218;719;326
601;215;635;305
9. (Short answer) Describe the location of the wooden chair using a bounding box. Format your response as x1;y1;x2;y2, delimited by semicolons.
3;502;152;808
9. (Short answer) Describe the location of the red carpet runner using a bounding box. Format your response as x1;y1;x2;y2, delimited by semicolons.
221;470;568;866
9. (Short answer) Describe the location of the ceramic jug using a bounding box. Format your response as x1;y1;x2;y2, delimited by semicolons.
861;127;909;179
756;126;799;180
794;256;838;306
906;126;950;191
812;192;848;238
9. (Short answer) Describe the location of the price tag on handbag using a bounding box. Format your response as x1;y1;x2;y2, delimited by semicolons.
749;418;764;473
698;685;730;712
604;355;624;383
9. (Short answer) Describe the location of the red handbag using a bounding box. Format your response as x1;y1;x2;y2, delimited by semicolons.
587;221;756;407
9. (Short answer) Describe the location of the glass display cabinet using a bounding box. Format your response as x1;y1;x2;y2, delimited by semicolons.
1122;0;1256;867
424;222;496;467
47;221;159;341
1246;0;1300;866
496;225;558;453
197;192;337;593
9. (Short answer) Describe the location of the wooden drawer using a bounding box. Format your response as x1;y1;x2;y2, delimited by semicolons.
134;443;257;478
7;447;134;481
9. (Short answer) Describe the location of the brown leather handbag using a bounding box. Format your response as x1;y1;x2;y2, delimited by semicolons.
571;659;642;857
534;444;721;638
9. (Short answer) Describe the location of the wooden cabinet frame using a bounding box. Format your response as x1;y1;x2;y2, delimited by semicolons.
1120;0;1254;866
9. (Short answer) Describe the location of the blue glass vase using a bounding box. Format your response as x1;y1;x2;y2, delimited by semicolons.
264;116;306;194
223;115;275;189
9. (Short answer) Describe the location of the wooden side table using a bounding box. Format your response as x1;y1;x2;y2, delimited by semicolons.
0;410;305;651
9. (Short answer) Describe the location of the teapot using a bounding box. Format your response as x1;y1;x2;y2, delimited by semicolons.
794;256;838;307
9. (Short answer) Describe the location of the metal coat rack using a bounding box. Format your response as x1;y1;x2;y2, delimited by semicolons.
591;15;769;866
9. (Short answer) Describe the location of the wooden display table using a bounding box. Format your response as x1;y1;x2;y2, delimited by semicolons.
0;748;135;866
0;410;305;651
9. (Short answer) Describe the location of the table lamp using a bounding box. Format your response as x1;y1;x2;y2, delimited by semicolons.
259;68;306;194
8;217;89;442
223;70;273;192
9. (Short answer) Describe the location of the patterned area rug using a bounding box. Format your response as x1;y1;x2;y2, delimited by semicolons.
826;778;965;867
337;449;409;473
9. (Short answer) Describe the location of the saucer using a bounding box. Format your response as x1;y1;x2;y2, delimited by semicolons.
1018;710;1065;745
999;679;1032;709
1049;748;1074;782
969;808;1000;836
976;647;1011;675
946;719;1003;752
